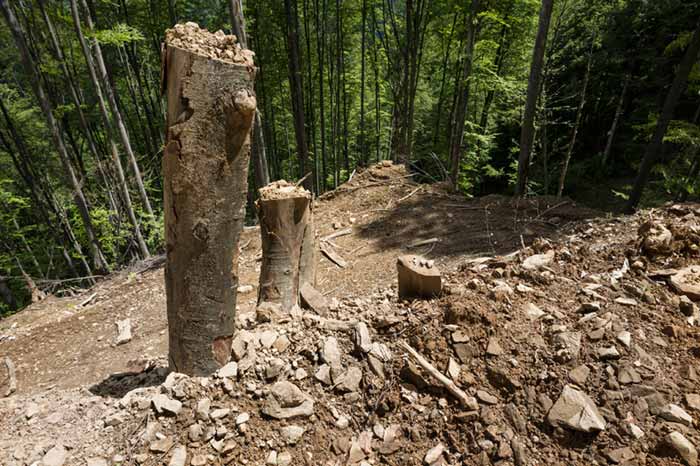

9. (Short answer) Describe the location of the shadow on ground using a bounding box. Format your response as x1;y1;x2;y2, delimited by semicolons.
89;365;168;398
355;193;604;260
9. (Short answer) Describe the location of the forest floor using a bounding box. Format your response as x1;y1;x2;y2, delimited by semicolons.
1;161;699;466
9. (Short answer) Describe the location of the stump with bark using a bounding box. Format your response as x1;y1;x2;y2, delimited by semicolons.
163;23;256;376
257;181;316;312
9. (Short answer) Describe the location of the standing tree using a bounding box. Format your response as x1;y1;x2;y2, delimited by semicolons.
163;24;256;376
515;0;554;196
626;20;700;211
0;0;109;273
284;0;312;191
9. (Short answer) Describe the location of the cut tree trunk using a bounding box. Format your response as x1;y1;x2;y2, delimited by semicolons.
257;180;316;312
163;23;256;376
397;255;442;299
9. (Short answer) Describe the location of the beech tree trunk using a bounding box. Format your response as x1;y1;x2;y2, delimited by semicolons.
601;73;630;167
163;24;256;376
626;20;700;212
78;0;155;220
257;181;315;312
557;35;594;198
69;0;150;259
515;0;554;196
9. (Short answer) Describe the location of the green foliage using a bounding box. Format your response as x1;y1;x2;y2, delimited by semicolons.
90;24;144;45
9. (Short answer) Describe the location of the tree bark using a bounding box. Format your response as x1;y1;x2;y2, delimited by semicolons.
257;181;315;312
626;20;700;211
78;0;155;220
557;35;594;198
1;0;109;273
515;0;554;197
163;24;256;376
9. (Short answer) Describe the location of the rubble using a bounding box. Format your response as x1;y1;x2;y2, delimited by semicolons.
547;385;607;432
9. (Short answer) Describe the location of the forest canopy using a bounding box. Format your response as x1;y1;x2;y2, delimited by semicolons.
0;0;699;314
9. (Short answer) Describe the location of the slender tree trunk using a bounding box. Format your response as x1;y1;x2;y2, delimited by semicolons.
69;0;150;258
1;0;109;273
315;0;327;190
626;20;700;211
284;0;311;190
359;0;367;166
302;0;318;190
601;72;630;166
77;0;155;219
449;0;479;191
432;12;458;148
515;0;554;197
229;0;270;190
479;22;508;132
557;35;594;198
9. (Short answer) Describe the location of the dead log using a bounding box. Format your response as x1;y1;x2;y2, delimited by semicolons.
320;240;348;268
163;23;256;376
397;255;442;299
257;180;316;312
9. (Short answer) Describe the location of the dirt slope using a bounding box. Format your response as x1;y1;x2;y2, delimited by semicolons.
3;163;698;466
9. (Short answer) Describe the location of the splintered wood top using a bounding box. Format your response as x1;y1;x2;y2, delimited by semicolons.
164;22;253;66
258;180;311;201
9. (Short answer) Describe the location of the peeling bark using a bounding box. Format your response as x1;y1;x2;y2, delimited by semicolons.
163;24;256;376
257;181;315;312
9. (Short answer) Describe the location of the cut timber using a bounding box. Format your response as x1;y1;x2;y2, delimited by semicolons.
163;23;256;376
320;241;348;268
300;282;329;315
397;255;441;299
257;180;316;312
400;341;478;410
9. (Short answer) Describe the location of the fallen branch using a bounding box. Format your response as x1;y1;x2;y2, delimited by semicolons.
322;227;353;242
536;200;570;219
320;241;348;268
406;237;440;249
79;293;97;307
400;341;478;410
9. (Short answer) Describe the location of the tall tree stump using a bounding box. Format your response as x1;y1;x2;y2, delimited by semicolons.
257;181;316;312
163;23;256;376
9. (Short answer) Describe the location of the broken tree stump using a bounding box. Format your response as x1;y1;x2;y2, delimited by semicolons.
397;255;441;299
257;180;316;312
163;23;256;376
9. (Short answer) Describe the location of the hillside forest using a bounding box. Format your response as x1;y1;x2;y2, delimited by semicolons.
0;0;699;313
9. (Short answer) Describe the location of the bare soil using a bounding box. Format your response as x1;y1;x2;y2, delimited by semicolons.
1;162;698;466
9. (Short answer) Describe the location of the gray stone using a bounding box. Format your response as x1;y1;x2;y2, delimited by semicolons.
191;455;207;466
569;365;590;385
262;381;314;419
547;385;606;432
151;394;182;416
25;402;39;419
260;330;279;349
659;404;693;426
150;437;173;453
665;431;698;466
354;322;372;353
321;337;342;368
277;451;292;466
476;390;499;405
168;445;187;466
522;251;554;270
196;398;211;419
116;319;132;345
598;346;620;360
314;364;332;385
686;393;700;411
265;358;286;380
42;446;68;466
553;331;581;362
236;412;250;425
336;366;362;392
86;458;107;466
618;366;641;385
486;337;504;356
524;302;545;320
424;443;444;464
280;425;305;444
210;408;230;420
265;451;278;465
217;362;238;378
